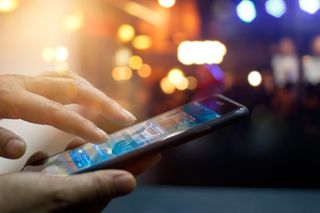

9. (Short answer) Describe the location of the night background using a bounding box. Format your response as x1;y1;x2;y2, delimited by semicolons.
1;0;320;212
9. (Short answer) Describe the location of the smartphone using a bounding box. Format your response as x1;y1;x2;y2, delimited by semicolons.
23;94;249;176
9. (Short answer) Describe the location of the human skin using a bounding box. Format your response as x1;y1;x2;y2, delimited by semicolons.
0;71;160;212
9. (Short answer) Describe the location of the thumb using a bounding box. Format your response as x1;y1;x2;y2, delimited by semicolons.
55;170;136;206
0;126;26;159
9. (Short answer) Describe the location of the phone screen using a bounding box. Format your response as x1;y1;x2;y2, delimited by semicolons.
24;95;240;175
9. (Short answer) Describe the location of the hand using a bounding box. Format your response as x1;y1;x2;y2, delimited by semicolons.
0;71;136;159
0;138;161;213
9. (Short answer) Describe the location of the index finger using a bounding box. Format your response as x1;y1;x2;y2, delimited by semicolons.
11;91;109;142
21;76;137;126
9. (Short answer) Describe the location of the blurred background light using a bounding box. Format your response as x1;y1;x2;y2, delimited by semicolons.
64;10;84;31
187;76;198;90
42;47;55;62
175;76;189;91
124;1;163;26
137;64;152;78
117;24;135;43
168;68;185;85
265;0;287;18
115;48;132;66
128;55;143;70
55;46;69;62
158;0;176;8
299;0;320;14
0;0;19;13
112;66;133;81
178;40;227;65
160;77;176;94
132;35;152;50
236;0;257;23
248;70;262;87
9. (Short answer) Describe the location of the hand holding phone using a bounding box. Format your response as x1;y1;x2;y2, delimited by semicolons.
23;94;248;175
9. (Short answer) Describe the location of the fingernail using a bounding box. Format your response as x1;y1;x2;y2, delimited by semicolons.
121;108;137;122
95;128;109;141
5;139;26;158
114;174;136;194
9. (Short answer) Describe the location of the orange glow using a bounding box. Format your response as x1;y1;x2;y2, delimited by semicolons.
175;77;189;91
128;55;143;70
112;66;133;81
115;47;132;66
132;35;152;50
42;47;55;62
64;10;84;31
55;46;69;62
160;77;175;94
137;64;152;78
187;76;198;90
168;68;184;85
0;0;19;13
158;0;176;8
117;24;135;42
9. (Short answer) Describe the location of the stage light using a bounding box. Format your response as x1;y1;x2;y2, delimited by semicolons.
42;47;55;62
158;0;175;8
117;24;135;42
248;71;262;87
128;56;143;70
177;40;227;65
265;0;286;18
236;0;257;23
137;64;152;78
299;0;320;14
160;77;176;94
64;10;84;31
168;68;184;85
0;0;19;13
55;46;69;62
112;66;132;81
132;35;152;50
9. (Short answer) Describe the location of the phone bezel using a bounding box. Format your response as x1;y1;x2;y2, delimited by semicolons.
76;94;249;174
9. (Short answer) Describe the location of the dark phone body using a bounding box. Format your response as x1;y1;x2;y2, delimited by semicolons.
23;94;249;175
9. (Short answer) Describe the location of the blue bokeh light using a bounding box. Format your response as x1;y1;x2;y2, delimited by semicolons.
236;0;257;23
265;0;287;18
299;0;320;14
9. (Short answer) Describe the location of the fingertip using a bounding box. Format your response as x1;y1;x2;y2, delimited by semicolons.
4;139;26;159
113;172;136;195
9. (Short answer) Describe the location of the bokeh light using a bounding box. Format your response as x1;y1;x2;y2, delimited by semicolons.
132;35;152;50
175;77;189;91
158;0;176;8
265;0;286;18
128;55;143;70
137;64;152;78
64;10;84;31
117;24;135;42
0;0;19;13
55;46;69;62
160;77;176;94
115;47;132;66
299;0;320;14
178;40;227;65
236;0;257;23
248;71;262;87
42;47;55;62
112;66;133;81
168;68;185;85
187;76;198;90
